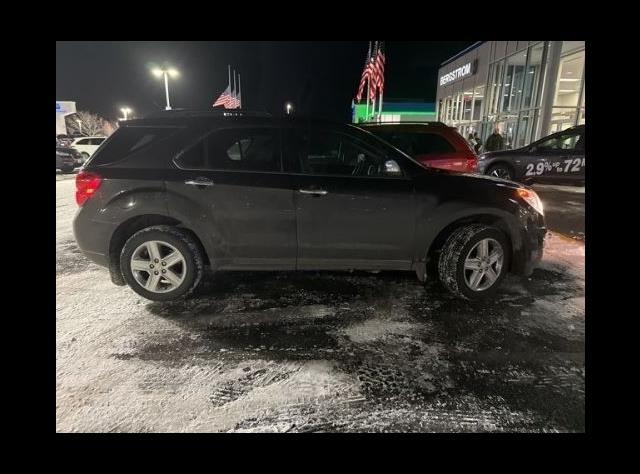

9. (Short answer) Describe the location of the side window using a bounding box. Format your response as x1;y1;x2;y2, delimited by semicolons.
176;128;280;172
208;128;279;172
534;131;580;152
92;138;106;146
76;139;89;145
412;133;455;155
293;130;392;177
575;133;584;151
176;140;206;169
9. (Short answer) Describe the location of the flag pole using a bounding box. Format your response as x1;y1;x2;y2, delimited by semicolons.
233;70;237;108
366;78;370;119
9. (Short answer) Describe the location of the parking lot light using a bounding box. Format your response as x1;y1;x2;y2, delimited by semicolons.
151;66;179;110
120;107;132;121
285;102;293;115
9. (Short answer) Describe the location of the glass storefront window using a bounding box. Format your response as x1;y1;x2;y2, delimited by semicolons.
549;107;579;133
472;85;484;121
579;83;585;124
554;49;584;108
514;109;539;149
522;43;544;109
488;60;504;115
503;52;526;112
463;89;473;121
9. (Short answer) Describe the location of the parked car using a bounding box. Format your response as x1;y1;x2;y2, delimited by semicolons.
56;147;77;173
73;110;546;302
357;122;478;173
478;125;584;184
70;136;107;161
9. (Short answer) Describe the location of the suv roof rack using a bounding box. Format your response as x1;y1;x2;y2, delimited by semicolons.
144;109;272;119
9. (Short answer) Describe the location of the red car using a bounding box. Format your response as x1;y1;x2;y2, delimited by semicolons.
358;122;478;173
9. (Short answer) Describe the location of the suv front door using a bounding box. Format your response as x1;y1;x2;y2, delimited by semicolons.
283;125;416;270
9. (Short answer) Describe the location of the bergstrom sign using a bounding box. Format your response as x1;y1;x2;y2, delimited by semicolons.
439;59;478;86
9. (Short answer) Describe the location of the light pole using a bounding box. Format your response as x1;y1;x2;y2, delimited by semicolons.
152;67;179;110
285;102;293;115
120;107;132;121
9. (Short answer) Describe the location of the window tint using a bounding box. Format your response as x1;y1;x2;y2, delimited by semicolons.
76;139;90;145
370;130;454;156
176;128;280;172
412;133;455;155
285;129;394;177
89;126;178;166
535;131;580;151
91;138;106;146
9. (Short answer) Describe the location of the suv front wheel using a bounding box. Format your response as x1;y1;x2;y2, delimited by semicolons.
120;226;204;301
437;224;510;300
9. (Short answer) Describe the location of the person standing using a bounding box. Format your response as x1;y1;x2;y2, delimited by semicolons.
467;133;477;150
485;127;505;152
473;132;483;154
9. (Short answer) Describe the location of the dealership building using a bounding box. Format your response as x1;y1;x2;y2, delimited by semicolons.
436;41;585;149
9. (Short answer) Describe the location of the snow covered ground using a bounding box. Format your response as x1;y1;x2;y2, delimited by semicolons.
56;176;585;432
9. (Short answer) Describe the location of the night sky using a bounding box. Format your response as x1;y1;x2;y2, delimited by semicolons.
56;41;474;122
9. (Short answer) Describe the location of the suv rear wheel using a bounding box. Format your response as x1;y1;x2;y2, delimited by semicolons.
437;224;509;300
120;226;204;301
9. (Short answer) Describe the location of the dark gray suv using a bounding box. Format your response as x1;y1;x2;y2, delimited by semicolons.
73;110;546;301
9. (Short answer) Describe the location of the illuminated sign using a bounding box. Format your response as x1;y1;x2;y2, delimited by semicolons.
439;60;478;86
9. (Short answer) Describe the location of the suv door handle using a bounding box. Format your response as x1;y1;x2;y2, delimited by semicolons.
185;177;214;187
298;188;328;196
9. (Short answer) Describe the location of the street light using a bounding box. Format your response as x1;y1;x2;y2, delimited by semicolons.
152;66;179;110
120;107;132;121
285;102;293;115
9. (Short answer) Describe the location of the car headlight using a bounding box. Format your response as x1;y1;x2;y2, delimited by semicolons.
478;153;488;160
516;188;544;215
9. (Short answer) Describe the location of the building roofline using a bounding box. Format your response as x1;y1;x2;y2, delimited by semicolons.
440;42;484;67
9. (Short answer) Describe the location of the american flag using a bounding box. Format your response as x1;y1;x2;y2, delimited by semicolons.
213;85;234;108
373;42;385;91
355;41;385;103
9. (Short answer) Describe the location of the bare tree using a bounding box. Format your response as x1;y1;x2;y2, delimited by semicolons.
66;111;109;136
102;120;119;137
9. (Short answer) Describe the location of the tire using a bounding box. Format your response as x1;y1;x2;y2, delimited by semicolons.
437;224;510;300
120;225;204;301
81;152;90;160
486;163;514;181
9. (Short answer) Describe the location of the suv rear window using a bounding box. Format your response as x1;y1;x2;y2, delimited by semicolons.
375;130;455;156
88;126;178;166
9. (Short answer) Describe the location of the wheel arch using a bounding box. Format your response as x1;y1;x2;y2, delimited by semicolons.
421;213;516;281
486;160;516;178
107;214;209;286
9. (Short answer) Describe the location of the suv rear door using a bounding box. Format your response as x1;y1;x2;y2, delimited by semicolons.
167;123;297;270
282;124;416;270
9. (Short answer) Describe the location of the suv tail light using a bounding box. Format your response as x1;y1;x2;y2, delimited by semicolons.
76;171;103;206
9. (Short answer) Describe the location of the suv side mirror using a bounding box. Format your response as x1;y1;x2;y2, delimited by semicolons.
384;159;402;177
